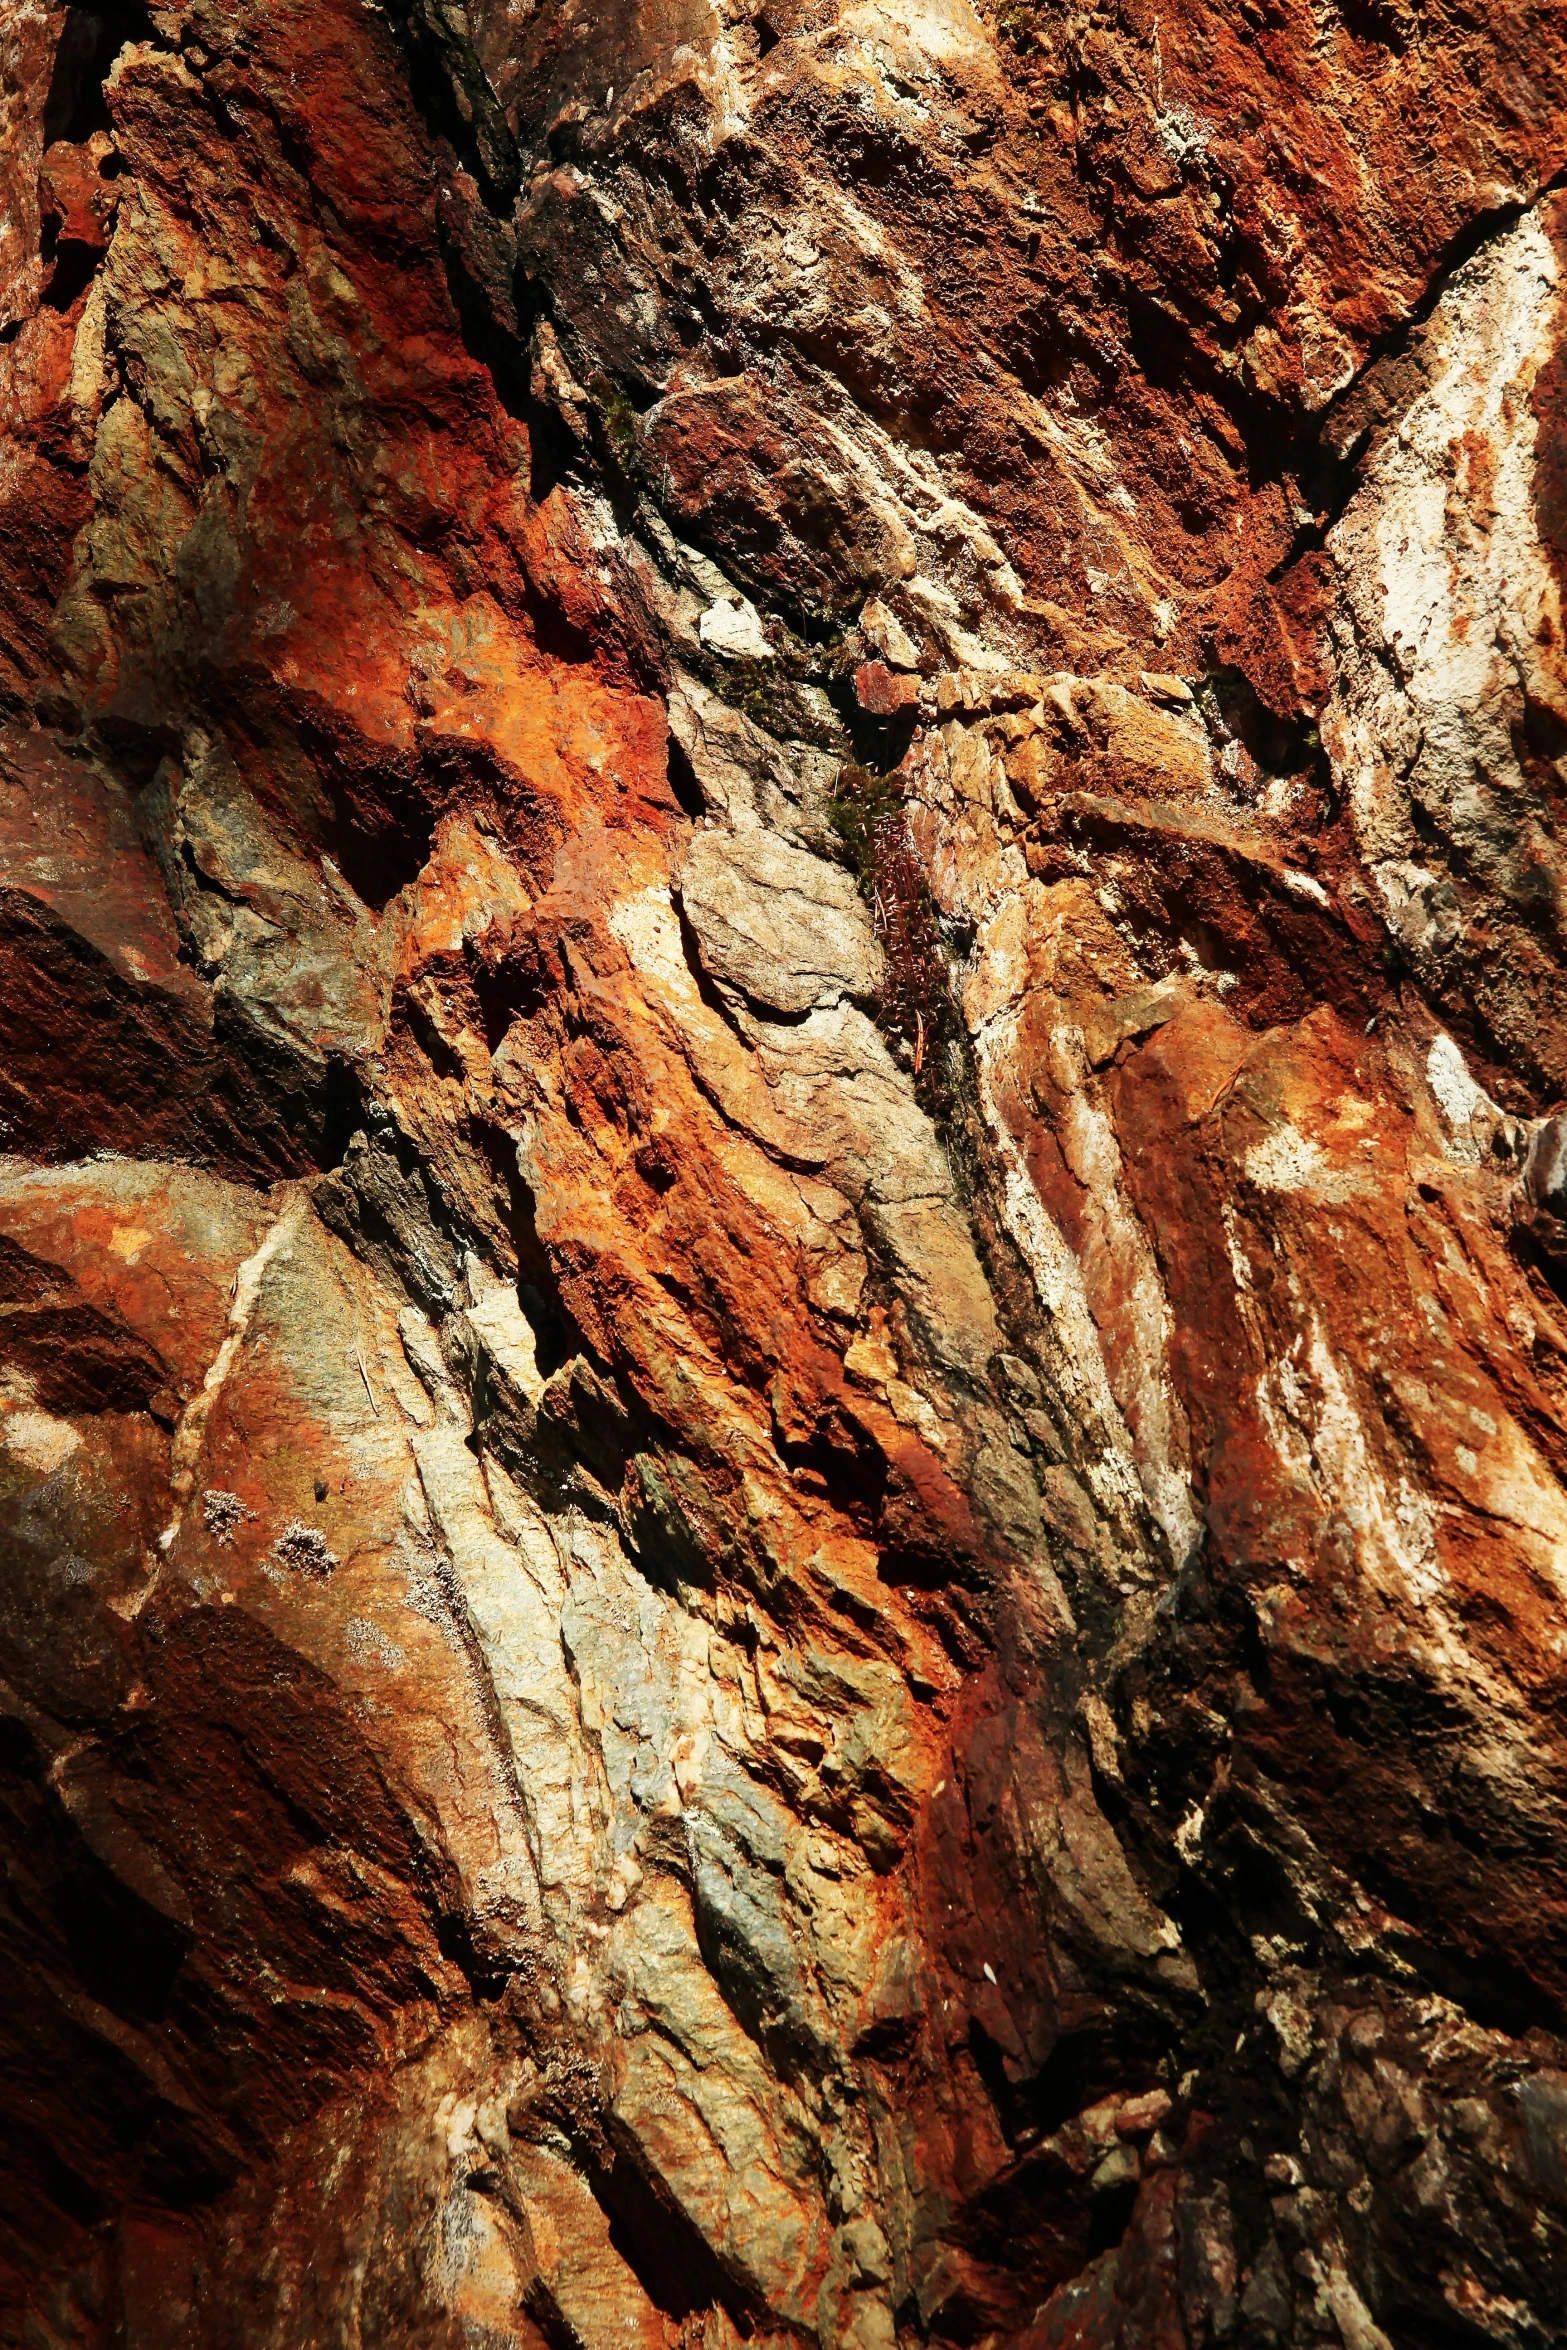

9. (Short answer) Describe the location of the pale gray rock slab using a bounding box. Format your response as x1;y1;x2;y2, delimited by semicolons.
680;827;884;1017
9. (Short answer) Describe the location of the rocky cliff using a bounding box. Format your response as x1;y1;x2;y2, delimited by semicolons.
2;2;1567;2343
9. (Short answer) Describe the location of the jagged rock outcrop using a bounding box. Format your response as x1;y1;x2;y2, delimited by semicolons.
2;2;1567;2345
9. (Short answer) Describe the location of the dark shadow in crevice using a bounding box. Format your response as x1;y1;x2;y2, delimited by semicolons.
1376;1920;1566;2043
672;898;748;1036
470;942;552;1056
1191;664;1332;794
43;3;155;147
319;789;438;916
377;0;520;211
772;1410;889;1542
316;1057;363;1174
432;177;532;421
492;1146;585;1381
1375;2304;1508;2350
594;2129;758;2335
41;240;105;314
666;731;705;818
837;692;918;776
53;1826;191;2029
1085;2176;1140;2260
973;2011;1175;2155
1271;160;1567;580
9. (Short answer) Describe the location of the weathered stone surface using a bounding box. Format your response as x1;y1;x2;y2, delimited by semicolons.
1;0;1566;2344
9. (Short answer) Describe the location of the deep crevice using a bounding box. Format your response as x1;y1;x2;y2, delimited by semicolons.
1271;161;1567;581
592;2126;759;2334
43;4;156;147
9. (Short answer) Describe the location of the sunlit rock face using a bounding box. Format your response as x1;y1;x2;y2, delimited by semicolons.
1;2;1566;2343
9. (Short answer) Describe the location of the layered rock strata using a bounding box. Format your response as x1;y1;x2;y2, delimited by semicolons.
2;2;1567;2345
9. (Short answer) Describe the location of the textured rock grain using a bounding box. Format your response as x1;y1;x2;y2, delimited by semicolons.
1;2;1566;2345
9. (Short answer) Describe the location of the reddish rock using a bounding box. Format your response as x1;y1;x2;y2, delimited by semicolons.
0;0;1564;2344
854;661;920;717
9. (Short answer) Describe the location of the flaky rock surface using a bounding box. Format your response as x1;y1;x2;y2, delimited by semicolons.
2;1;1567;2343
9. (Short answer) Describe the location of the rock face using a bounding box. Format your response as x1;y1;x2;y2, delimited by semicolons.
2;0;1567;2343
